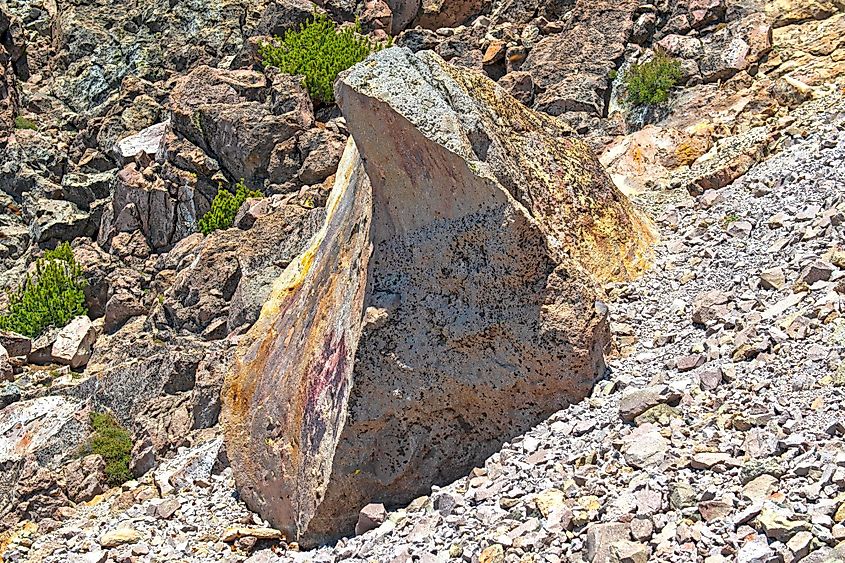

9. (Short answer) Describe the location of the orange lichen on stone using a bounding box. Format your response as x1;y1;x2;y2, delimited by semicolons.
438;57;656;282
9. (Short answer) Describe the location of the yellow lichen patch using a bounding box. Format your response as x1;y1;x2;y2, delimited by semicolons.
0;521;37;559
674;141;703;167
434;56;656;283
84;487;121;507
631;146;645;167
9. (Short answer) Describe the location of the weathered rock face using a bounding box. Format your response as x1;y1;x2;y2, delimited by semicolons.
522;0;640;118
169;66;314;188
223;47;655;545
223;139;373;540
147;196;325;337
0;8;20;141
47;0;269;114
415;0;490;29
0;396;90;523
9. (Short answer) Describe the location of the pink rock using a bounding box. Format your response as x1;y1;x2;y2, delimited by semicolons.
51;316;97;369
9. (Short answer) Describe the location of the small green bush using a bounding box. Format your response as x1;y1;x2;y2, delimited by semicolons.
259;13;388;104
14;116;38;131
623;52;683;106
0;243;88;338
88;412;133;486
197;180;262;235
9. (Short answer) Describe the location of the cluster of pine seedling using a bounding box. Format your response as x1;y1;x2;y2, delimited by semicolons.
0;242;87;338
197;180;263;235
622;51;683;106
259;12;389;104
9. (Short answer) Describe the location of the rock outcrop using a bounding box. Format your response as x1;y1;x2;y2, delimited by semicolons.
0;8;21;142
522;0;640;117
223;47;655;545
169;66;314;189
0;396;90;523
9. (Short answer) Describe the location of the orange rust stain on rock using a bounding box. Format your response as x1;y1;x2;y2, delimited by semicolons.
16;431;32;455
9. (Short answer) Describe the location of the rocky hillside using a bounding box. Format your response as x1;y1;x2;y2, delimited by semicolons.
1;0;844;562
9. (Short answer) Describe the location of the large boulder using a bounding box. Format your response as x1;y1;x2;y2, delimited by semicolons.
169;66;313;188
224;141;373;543
223;47;655;545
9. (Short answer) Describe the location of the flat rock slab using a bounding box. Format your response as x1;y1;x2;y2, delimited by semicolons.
0;395;88;465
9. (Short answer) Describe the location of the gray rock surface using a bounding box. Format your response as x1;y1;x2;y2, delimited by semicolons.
223;46;654;547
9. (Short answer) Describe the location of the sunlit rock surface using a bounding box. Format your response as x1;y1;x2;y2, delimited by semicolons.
222;140;373;541
223;48;655;545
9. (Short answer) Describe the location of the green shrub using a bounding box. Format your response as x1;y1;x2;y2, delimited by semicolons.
0;243;88;338
197;180;262;235
259;13;388;104
623;52;683;106
14;116;38;130
722;213;741;227
88;412;133;486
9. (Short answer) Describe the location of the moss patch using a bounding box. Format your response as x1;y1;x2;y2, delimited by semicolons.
13;116;38;131
88;412;133;486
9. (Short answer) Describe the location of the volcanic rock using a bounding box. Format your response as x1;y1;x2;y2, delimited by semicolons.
223;47;655;545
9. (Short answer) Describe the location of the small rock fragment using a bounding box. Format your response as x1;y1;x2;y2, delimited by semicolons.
355;503;387;535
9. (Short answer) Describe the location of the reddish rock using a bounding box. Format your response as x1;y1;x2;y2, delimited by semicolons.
522;0;640;116
64;455;107;502
355;503;387;535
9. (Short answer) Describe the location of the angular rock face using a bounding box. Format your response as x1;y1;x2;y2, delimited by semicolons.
223;47;655;545
0;396;90;523
223;139;373;539
146;197;325;337
0;9;19;141
169;66;314;188
51;316;97;369
522;0;640;118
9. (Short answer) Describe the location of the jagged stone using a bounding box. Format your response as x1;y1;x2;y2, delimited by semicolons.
355;503;387;535
0;330;32;357
51;316;97;369
415;0;488;30
112;121;168;165
146;197;324;337
63;454;107;503
223;47;654;546
169;66;313;188
0;396;91;524
0;344;12;382
522;0;640;117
